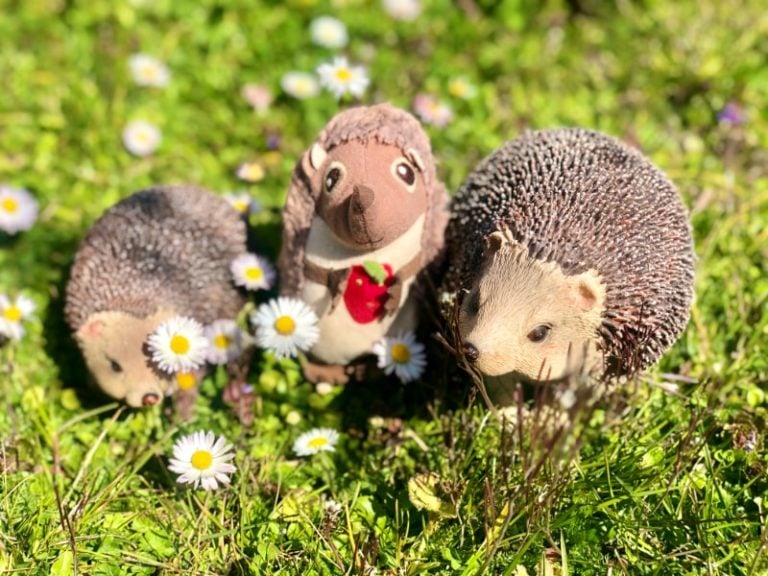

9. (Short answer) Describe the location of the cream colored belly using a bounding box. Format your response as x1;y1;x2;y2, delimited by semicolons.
301;279;418;365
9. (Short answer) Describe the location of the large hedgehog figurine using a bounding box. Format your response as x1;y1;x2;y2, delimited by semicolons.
65;185;247;407
279;103;448;384
441;128;695;395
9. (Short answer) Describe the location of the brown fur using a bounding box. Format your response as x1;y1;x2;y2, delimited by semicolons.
278;104;449;382
278;103;448;296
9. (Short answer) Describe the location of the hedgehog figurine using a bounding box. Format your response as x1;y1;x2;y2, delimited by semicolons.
441;128;695;398
278;103;449;384
65;185;247;407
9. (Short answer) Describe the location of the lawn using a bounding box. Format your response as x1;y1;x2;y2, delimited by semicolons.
1;0;767;574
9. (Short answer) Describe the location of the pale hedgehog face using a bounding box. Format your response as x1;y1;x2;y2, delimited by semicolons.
75;309;178;407
458;232;606;384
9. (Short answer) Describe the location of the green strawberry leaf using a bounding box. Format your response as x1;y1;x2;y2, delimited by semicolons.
363;260;388;285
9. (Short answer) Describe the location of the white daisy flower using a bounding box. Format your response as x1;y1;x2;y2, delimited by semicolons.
235;161;265;183
280;71;321;100
412;94;453;127
167;430;236;491
448;76;478;100
0;185;38;235
315;381;334;396
0;294;36;341
559;389;577;410
323;497;343;516
293;427;340;457
372;331;427;383
285;410;302;426
147;316;209;373
204;319;244;365
223;192;260;215
251;297;319;359
128;53;171;87
230;253;276;291
382;0;422;21
241;83;272;114
122;120;162;157
310;16;348;49
316;57;369;99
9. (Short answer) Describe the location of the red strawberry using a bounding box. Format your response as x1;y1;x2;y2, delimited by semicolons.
343;263;394;323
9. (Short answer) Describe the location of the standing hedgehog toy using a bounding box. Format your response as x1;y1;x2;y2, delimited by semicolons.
441;128;695;401
279;103;449;384
65;185;247;407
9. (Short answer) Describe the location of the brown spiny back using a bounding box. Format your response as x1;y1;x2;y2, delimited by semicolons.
65;185;247;330
443;128;695;375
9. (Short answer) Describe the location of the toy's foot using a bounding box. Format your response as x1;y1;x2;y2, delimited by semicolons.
302;359;350;385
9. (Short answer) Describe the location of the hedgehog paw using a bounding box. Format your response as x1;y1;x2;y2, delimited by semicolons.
302;360;350;385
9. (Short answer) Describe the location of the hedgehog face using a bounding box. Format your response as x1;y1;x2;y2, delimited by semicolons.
307;140;428;250
75;309;178;407
459;232;606;383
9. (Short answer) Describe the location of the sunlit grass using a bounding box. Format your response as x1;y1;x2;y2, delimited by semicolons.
1;0;767;574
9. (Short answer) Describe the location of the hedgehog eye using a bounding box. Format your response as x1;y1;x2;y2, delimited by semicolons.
324;162;345;193
391;158;417;191
107;356;123;373
527;324;551;343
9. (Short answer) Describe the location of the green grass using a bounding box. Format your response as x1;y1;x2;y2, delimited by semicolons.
1;0;768;573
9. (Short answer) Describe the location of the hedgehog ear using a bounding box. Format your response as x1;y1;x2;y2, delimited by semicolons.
484;231;506;255
567;272;603;312
76;318;105;341
309;142;327;170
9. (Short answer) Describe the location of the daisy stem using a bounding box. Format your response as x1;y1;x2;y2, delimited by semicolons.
318;451;336;490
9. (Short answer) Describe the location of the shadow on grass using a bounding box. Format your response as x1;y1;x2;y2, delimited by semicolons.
328;345;470;432
41;228;117;411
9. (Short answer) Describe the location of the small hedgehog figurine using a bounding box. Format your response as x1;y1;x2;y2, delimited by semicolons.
278;103;449;384
441;128;695;397
65;185;247;407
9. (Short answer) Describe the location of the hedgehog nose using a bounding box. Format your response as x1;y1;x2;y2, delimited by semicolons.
142;393;160;406
463;342;479;363
351;185;375;212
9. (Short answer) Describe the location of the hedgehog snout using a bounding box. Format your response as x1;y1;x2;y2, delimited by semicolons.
142;392;160;406
341;184;381;247
351;184;375;212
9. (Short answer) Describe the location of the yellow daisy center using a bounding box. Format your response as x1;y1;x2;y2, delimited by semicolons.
170;334;190;354
3;306;21;322
1;198;19;214
245;266;263;281
176;372;196;390
213;334;230;350
274;315;296;336
141;64;158;79
308;436;329;449
241;163;264;181
136;130;151;144
335;68;351;82
233;200;249;213
391;343;411;364
190;449;213;470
